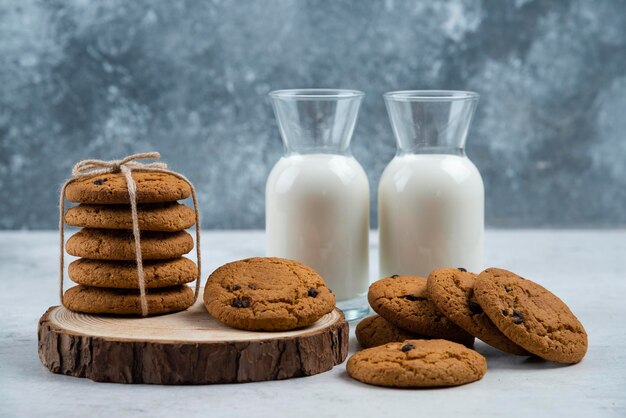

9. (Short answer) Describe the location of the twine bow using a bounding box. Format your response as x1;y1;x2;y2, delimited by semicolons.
59;152;202;316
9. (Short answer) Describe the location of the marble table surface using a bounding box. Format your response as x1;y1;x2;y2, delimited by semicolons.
1;230;624;418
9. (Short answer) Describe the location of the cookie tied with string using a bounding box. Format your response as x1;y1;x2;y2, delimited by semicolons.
65;171;192;204
59;152;202;317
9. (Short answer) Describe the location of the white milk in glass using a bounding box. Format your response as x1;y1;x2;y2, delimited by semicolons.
266;154;369;301
266;89;370;320
379;91;484;278
378;153;483;277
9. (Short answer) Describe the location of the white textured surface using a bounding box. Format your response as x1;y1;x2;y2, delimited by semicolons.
0;230;625;418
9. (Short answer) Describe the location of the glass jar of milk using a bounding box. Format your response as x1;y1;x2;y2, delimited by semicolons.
379;91;483;278
266;89;370;320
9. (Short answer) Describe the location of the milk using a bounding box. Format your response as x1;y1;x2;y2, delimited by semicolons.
378;153;484;278
266;153;370;301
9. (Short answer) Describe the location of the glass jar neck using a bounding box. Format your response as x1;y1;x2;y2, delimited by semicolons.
384;90;478;157
270;89;364;157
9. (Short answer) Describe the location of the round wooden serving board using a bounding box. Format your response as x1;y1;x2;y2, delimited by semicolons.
38;298;349;384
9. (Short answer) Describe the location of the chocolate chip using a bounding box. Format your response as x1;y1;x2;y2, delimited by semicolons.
505;286;512;293
403;295;426;301
93;179;106;185
307;288;318;297
468;301;483;314
457;267;467;272
231;297;251;308
248;284;257;290
501;309;508;316
391;274;399;278
401;343;414;352
228;284;241;291
512;310;524;324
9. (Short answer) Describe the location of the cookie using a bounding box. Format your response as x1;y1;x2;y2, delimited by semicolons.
347;339;487;388
427;268;530;355
65;202;196;232
68;257;197;289
66;228;194;260
474;268;588;364
62;285;194;315
356;315;430;348
203;257;336;331
368;276;474;346
65;171;191;204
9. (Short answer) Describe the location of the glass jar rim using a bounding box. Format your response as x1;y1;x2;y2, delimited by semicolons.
384;90;479;101
269;89;365;100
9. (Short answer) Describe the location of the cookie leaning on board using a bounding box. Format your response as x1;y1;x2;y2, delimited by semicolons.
349;267;588;388
203;257;336;331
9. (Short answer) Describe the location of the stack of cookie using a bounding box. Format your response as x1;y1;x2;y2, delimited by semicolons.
350;267;588;388
61;171;198;315
203;257;336;331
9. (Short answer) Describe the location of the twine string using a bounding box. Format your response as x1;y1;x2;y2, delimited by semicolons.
59;152;202;316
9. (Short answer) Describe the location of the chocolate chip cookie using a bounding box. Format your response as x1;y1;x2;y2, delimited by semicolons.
347;339;487;388
63;284;194;315
66;228;194;260
68;257;197;288
427;268;530;355
368;276;474;347
65;202;196;232
356;315;429;348
65;171;191;204
474;268;588;364
203;257;335;331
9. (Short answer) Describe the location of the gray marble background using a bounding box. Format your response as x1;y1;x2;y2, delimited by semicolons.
1;0;625;229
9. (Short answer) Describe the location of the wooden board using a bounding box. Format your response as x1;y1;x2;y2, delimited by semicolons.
38;298;349;385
